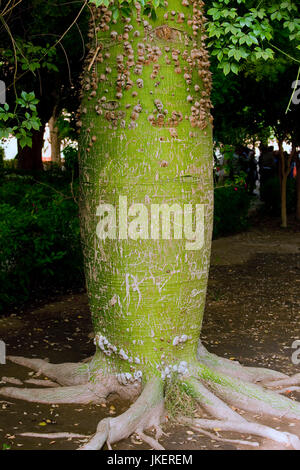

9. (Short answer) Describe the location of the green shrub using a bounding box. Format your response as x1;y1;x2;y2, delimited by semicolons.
213;184;251;238
0;174;84;313
63;145;79;178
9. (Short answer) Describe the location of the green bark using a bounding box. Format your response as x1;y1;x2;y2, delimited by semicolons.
79;0;213;381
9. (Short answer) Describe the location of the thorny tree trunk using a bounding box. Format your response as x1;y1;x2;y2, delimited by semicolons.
78;0;213;382
49;113;62;166
17;127;45;171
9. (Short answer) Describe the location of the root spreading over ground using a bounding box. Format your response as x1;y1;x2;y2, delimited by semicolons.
1;341;300;450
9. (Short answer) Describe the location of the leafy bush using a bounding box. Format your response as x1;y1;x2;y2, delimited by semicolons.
0;173;84;313
213;184;251;238
63;145;79;178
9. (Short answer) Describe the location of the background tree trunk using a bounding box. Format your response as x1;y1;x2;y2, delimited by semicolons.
278;141;293;228
49;114;62;166
17;126;45;171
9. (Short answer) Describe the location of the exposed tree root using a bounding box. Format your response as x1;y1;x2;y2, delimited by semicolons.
197;342;288;384
2;349;300;450
78;378;165;450
183;377;243;422
197;363;300;421
0;376;141;404
182;376;300;450
19;432;89;439
263;374;300;389
6;356;90;386
24;379;60;387
188;425;259;447
181;417;300;449
1;376;23;386
136;431;165;450
0;383;105;404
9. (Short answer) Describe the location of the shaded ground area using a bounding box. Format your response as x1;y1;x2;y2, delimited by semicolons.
206;216;300;374
0;216;300;450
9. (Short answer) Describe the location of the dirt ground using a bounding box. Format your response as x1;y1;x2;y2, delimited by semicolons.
0;216;300;451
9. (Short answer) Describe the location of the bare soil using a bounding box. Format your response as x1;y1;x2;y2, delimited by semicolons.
0;216;300;451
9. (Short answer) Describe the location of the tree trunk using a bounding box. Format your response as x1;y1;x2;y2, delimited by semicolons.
279;143;296;228
49;114;62;166
78;0;213;380
278;141;288;228
17;127;45;171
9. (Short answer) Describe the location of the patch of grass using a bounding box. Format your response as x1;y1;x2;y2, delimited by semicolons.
165;375;197;421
